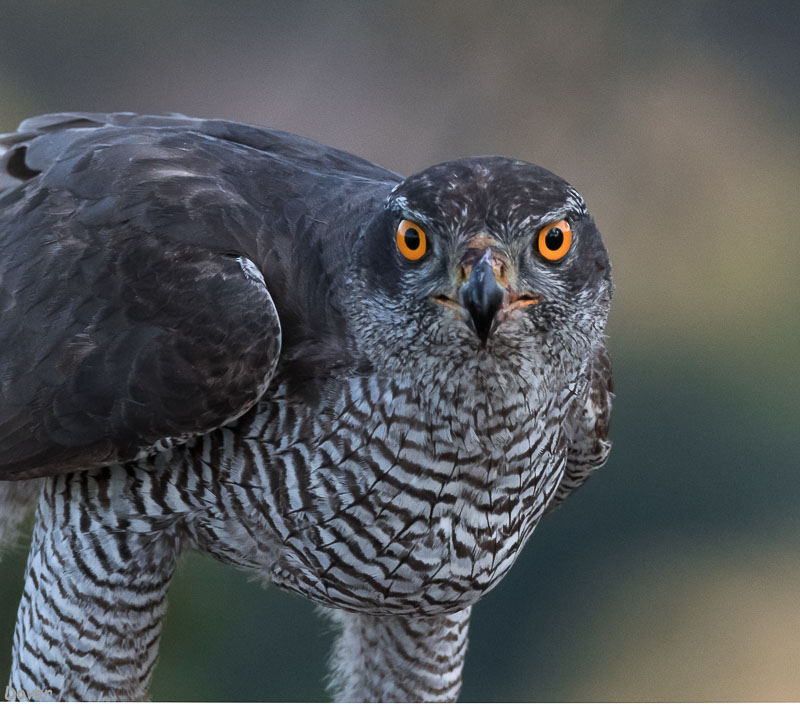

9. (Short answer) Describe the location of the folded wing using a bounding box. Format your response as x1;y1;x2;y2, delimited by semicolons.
0;114;286;479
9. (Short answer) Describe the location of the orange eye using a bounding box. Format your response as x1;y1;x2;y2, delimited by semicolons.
537;220;572;261
396;219;427;261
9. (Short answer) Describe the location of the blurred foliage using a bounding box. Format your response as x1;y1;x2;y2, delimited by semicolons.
1;0;798;700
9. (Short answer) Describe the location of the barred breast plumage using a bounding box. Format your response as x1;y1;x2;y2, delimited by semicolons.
192;367;575;614
0;112;613;702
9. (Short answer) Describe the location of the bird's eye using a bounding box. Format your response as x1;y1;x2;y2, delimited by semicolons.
396;219;427;261
537;220;572;262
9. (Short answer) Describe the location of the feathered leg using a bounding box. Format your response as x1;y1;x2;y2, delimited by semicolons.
0;479;43;555
8;471;184;701
328;607;471;702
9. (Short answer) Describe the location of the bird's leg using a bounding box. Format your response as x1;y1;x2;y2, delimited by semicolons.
327;607;471;702
8;470;184;701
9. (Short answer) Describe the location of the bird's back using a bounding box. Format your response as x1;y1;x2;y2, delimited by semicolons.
0;113;399;479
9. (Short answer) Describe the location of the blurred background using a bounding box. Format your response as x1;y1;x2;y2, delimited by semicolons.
0;0;798;700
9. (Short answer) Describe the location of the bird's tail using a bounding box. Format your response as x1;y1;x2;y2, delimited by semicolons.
0;479;42;559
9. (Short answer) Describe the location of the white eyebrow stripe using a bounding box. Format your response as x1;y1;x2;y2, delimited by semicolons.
523;209;568;229
564;187;588;215
385;195;438;229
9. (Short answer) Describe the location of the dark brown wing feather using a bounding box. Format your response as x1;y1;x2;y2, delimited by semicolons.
548;342;614;511
0;112;398;480
0;226;281;479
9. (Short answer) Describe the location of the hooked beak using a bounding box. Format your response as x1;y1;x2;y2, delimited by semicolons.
458;250;506;346
432;247;543;346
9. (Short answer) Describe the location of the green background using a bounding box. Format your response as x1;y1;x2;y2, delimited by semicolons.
1;1;798;700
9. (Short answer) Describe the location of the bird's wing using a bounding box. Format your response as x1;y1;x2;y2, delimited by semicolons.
0;113;384;479
548;342;614;511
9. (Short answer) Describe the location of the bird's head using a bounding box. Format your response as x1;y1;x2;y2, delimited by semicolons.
351;157;612;386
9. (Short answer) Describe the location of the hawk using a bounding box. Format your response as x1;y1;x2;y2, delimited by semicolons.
0;113;613;701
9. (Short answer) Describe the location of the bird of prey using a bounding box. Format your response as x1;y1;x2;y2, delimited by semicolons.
0;112;613;702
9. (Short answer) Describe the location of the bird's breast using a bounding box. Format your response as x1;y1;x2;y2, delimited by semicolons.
234;374;570;614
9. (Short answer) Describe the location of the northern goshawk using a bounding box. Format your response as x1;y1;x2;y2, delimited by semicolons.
0;113;613;701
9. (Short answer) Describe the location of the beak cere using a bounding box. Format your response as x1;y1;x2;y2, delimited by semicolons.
459;250;506;345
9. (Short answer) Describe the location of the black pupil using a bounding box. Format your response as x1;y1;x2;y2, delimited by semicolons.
405;228;421;250
545;227;563;251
